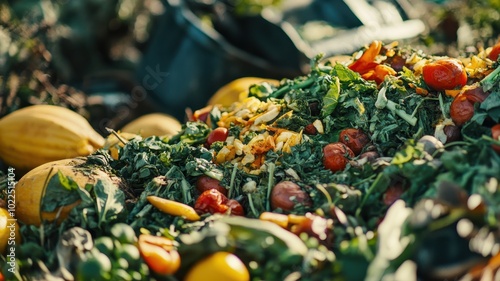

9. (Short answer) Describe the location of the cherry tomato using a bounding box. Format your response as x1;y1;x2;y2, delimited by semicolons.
491;124;500;153
450;93;475;126
422;59;467;91
323;142;355;172
226;199;245;216
462;83;489;103
338;128;370;155
195;175;228;196
194;189;243;216
270;181;312;212
489;40;500;61
195;189;228;214
205;127;229;148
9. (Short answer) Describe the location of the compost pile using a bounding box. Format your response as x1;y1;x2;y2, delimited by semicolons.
0;39;499;281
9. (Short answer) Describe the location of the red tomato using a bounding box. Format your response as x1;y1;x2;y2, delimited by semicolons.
338;128;370;155
194;189;243;216
194;189;228;214
461;83;489;103
489;40;500;61
492;124;500;153
195;175;228;196
323;143;355;172
270;181;312;212
205;127;229;148
225;199;245;216
450;93;475;126
422;59;467;91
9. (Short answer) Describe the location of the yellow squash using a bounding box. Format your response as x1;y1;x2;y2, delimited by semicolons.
120;113;182;138
207;77;280;107
15;157;120;226
0;105;105;173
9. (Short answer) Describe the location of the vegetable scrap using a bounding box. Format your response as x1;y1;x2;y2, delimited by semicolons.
1;40;500;280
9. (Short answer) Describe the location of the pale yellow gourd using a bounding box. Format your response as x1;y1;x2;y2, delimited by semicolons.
0;105;105;173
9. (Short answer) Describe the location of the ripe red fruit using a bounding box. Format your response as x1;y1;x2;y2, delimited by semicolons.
338;128;370;155
323;142;355;172
422;59;467;91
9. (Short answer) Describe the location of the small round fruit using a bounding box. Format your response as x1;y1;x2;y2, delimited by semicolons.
422;59;467;91
205;127;229;148
195;175;228;196
323;143;355;172
450;93;475;126
338;128;370;155
184;252;250;281
270;181;311;212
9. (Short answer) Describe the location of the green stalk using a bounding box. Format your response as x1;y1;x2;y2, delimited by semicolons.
247;194;259;218
269;76;315;99
228;164;238;199
265;162;276;211
386;100;418;126
355;173;388;218
376;86;417;126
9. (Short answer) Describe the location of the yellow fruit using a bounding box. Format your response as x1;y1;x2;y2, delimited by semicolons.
184;252;250;281
103;132;141;160
120;113;182;138
0;208;20;254
0;105;105;173
15;157;120;226
208;77;279;107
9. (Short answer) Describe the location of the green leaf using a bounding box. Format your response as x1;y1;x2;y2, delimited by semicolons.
321;76;340;118
41;171;81;212
93;178;126;228
479;90;500;122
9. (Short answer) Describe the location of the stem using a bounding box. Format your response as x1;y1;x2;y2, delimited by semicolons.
386;100;418;126
106;127;129;145
482;135;500;146
411;97;438;118
247;193;259;218
269;76;315;99
228;164;238;199
265;162;276;211
355;173;386;218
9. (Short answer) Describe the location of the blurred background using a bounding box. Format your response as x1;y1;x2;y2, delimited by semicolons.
1;0;499;134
